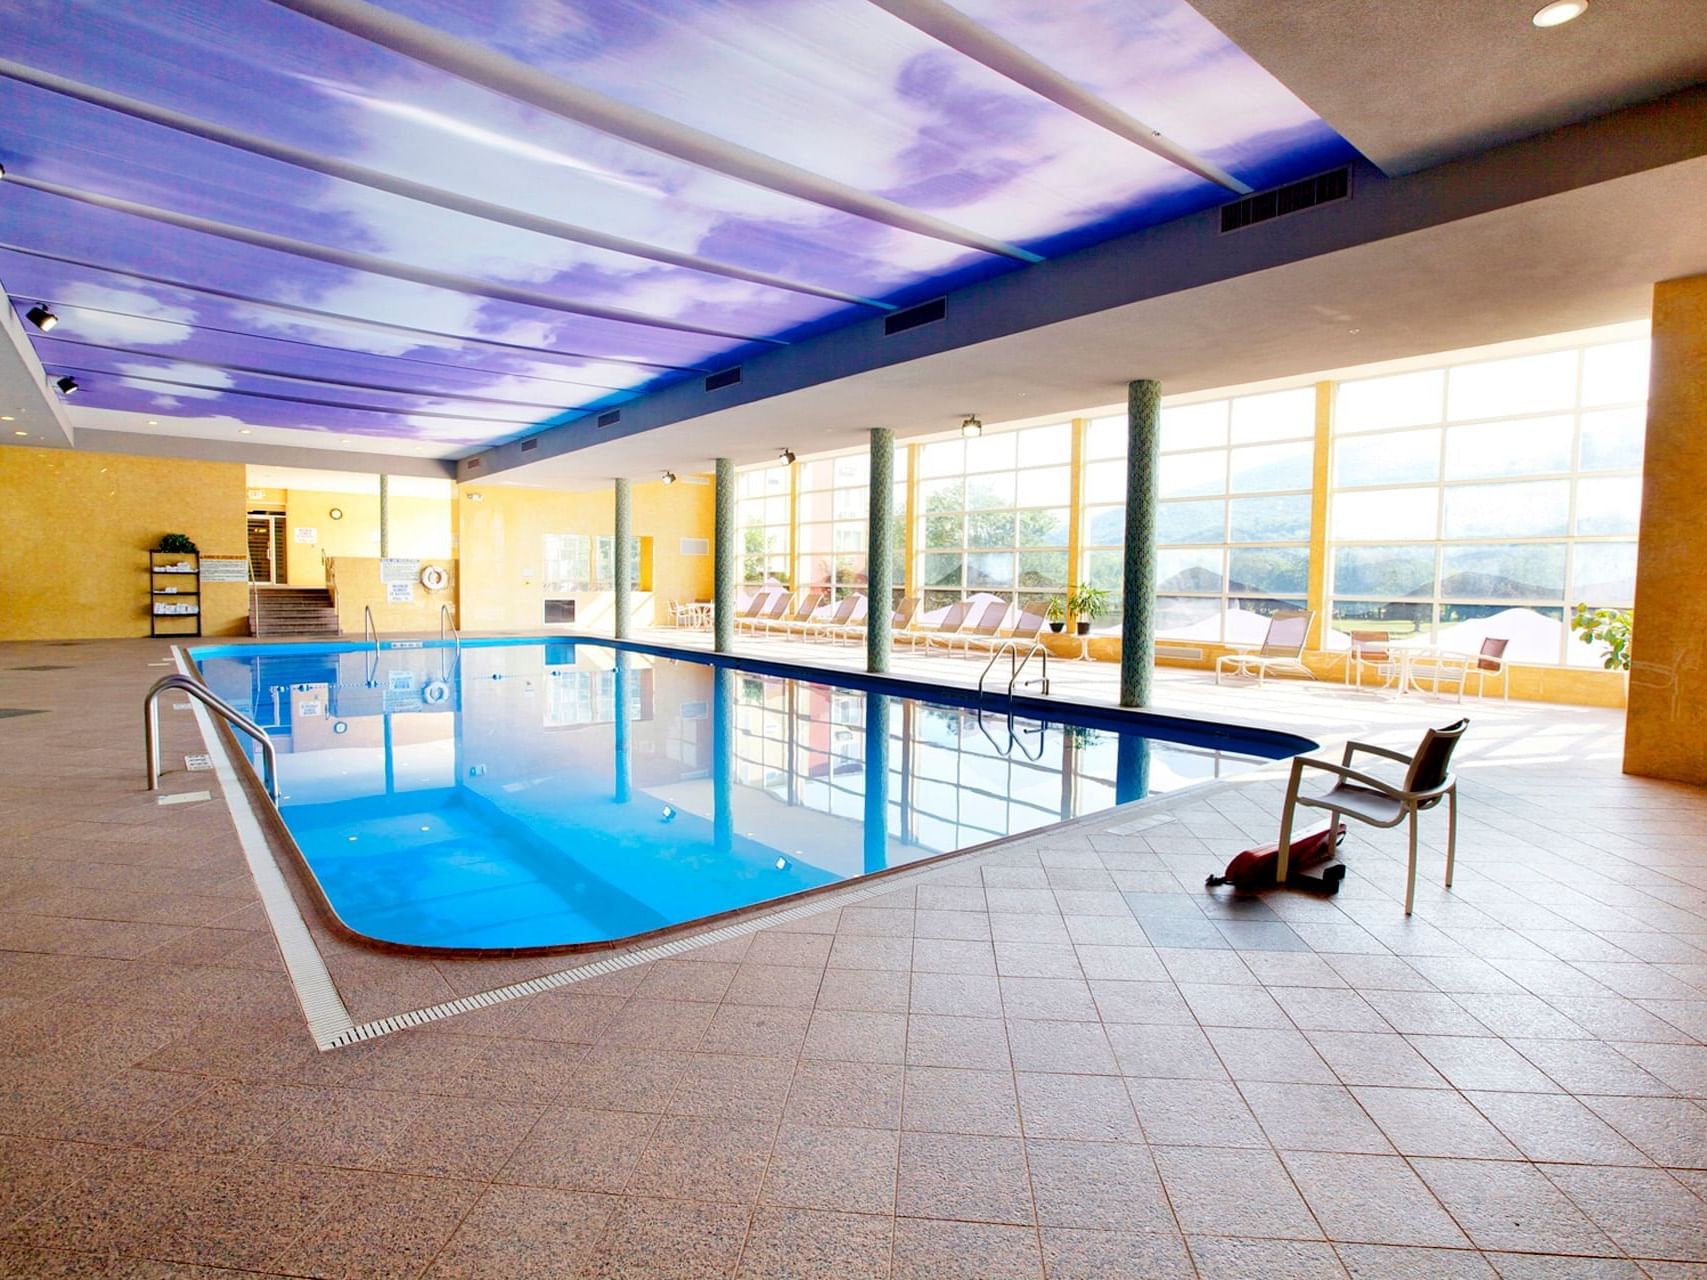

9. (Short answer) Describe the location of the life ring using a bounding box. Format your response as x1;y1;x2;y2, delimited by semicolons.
422;680;450;705
419;564;448;591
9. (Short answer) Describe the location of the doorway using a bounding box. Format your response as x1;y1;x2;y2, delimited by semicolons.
247;511;287;584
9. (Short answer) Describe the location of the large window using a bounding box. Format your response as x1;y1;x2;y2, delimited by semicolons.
917;423;1071;616
799;452;907;602
543;533;640;592
736;464;791;588
1095;388;1316;644
1328;339;1645;665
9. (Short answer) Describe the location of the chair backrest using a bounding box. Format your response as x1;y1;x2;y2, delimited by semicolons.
1349;630;1390;661
967;600;1009;637
738;592;768;619
932;599;973;635
791;591;827;621
828;593;861;624
1260;610;1313;657
760;591;793;620
892;596;919;629
1008;604;1046;640
1478;637;1509;671
1403;718;1470;795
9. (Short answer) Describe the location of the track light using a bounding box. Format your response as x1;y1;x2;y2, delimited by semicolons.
779;448;796;465
55;376;78;396
26;304;58;332
661;470;677;485
960;414;982;439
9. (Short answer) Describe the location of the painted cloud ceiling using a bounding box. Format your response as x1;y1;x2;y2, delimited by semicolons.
0;0;1356;456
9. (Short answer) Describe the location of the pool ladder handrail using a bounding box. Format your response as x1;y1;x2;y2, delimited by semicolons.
977;638;1049;701
363;604;379;650
145;673;278;800
440;604;460;657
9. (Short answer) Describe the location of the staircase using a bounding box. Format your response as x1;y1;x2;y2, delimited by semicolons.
250;587;340;638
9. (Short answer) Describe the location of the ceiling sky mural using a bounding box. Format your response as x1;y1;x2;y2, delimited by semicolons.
0;0;1357;457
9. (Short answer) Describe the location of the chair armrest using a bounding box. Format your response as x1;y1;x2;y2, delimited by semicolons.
1342;740;1413;766
1291;755;1405;797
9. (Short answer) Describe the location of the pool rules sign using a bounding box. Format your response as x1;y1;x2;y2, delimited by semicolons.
381;558;419;604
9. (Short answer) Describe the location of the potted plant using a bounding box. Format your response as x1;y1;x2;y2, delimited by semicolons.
157;533;198;554
1067;585;1110;637
1572;604;1632;672
1045;598;1067;633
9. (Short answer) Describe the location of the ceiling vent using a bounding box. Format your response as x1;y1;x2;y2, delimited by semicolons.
597;409;622;428
519;438;539;453
1220;167;1350;234
885;297;946;335
704;367;742;392
465;457;481;471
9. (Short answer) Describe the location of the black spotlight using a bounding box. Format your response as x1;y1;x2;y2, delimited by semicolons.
779;447;796;465
26;304;58;332
55;375;78;395
661;470;677;485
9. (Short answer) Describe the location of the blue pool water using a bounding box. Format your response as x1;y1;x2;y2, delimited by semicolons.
191;638;1312;951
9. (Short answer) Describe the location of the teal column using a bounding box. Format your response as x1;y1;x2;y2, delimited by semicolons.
1115;734;1150;806
613;477;632;640
863;692;890;874
715;457;735;653
378;473;390;559
866;428;894;673
613;651;631;804
1120;380;1162;707
712;666;733;856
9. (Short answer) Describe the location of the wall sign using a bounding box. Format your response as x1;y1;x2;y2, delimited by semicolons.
380;557;420;584
294;526;317;544
199;556;249;583
386;581;414;603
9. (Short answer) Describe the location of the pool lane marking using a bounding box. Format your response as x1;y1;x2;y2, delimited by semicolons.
172;647;357;1048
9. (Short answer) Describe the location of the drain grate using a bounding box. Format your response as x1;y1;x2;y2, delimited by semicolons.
0;708;47;719
8;664;72;671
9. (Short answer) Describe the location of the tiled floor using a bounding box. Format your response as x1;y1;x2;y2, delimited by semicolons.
2;633;1705;1279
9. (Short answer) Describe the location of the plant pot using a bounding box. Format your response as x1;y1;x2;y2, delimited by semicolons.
1048;621;1065;633
1075;621;1091;636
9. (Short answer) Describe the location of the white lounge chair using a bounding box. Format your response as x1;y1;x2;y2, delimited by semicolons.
1215;610;1317;686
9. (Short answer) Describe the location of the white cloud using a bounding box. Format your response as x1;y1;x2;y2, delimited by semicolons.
57;284;197;347
115;361;233;400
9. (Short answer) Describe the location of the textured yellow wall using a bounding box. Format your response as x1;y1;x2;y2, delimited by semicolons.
457;477;715;632
325;556;458;634
283;490;452;586
0;446;250;640
1626;274;1707;784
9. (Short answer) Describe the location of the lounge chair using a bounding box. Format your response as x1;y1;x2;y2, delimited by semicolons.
802;593;862;642
963;603;1046;654
904;599;971;651
1275;719;1468;914
827;595;919;645
737;590;793;634
767;591;828;635
1215;610;1317;686
928;600;1010;655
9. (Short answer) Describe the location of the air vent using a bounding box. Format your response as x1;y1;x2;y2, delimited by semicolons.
465;457;481;471
885;297;946;335
519;438;539;453
597;409;622;428
704;367;742;392
1220;167;1350;234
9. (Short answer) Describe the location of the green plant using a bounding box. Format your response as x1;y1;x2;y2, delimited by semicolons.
1045;597;1067;623
1068;585;1111;621
157;533;198;555
1572;604;1632;671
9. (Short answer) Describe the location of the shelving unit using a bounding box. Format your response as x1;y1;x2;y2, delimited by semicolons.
150;550;202;638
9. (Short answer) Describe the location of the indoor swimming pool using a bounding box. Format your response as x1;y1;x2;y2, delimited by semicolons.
190;638;1312;951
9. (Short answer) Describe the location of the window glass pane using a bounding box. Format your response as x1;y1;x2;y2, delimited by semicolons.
1083;549;1123;591
1082;459;1127;504
1085;416;1127;459
833;523;865;552
923;553;962;588
1159;451;1224;499
1229;442;1312;493
1580;339;1649;406
1579;407;1645;471
1332;545;1435;599
797;490;834;523
1017;551;1068;589
1156;595;1221;639
1329;600;1432;647
1024;466;1072;507
1019;423;1071;460
1016;508;1069;547
1227;494;1312;542
918;440;962;478
965;552;1014;587
967;511;1015;548
1571;541;1636;608
1333;488;1437;541
1225;597;1308;644
1229;387;1315;443
1574;476;1641;535
798;522;832;554
1334;429;1440;487
1440;543;1567;599
1159;401;1228;452
1156;548;1224;593
1336;369;1445;433
1443;480;1569;538
1444;416;1573;480
1085;503;1127;546
965;473;1016;509
1229;547;1309;595
798;459;834;490
924;514;962;548
833;454;868;484
1447;350;1577;421
1438;603;1564;664
919;478;963;511
1155;499;1221;545
833;486;867;519
964;432;1017;473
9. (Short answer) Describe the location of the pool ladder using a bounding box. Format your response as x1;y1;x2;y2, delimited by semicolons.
145;673;278;800
975;639;1049;760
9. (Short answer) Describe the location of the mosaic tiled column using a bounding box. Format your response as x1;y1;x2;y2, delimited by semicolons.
1120;380;1162;707
613;651;632;804
863;691;890;875
1115;734;1150;806
377;473;390;559
867;428;894;673
712;665;733;856
714;457;735;653
613;477;632;640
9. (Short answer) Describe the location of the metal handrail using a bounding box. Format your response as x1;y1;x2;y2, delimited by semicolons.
363;604;379;650
977;638;1050;699
440;604;460;657
974;704;1047;761
145;673;278;800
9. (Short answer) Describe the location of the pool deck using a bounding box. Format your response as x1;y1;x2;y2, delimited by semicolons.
2;631;1704;1278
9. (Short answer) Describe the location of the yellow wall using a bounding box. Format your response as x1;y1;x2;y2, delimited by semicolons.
457;477;714;632
325;555;459;635
1626;273;1707;784
0;446;250;640
283;489;452;587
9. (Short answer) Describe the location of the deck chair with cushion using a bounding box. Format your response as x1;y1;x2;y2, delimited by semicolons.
962;602;1047;654
827;595;919;645
928;599;1009;655
1275;718;1468;915
1215;610;1317;687
768;591;828;635
737;590;793;634
803;593;862;642
906;599;972;651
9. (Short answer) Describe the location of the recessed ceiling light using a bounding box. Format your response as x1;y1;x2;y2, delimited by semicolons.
0;415;13;421
1532;0;1587;26
146;419;158;425
238;428;252;435
13;429;27;437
